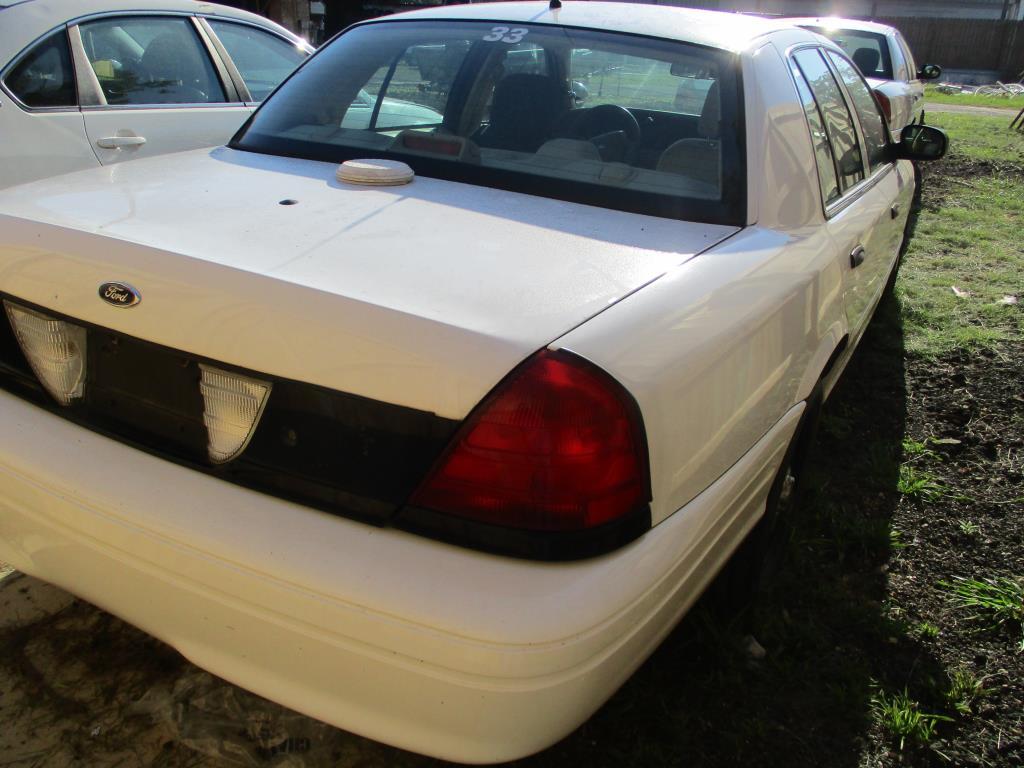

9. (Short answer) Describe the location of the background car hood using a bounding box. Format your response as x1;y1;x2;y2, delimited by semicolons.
0;147;737;418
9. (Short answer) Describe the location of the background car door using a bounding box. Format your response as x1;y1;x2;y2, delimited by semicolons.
0;29;99;188
75;15;252;166
894;34;925;123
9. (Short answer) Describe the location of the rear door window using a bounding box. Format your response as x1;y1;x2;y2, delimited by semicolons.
826;51;889;173
3;31;77;108
78;16;226;105
793;48;865;194
790;61;840;206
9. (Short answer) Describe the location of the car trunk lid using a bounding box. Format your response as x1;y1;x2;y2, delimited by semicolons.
0;147;737;419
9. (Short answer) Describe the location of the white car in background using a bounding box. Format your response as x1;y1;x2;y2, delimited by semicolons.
789;17;942;139
0;2;947;762
0;0;311;189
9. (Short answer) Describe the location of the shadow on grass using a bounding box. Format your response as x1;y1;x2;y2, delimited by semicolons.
515;292;956;768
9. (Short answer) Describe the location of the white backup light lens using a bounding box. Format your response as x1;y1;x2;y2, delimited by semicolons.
199;364;272;464
3;301;87;406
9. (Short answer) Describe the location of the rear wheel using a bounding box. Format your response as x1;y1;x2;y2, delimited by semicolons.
715;382;823;612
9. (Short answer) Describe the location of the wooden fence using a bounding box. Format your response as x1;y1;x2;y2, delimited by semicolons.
875;17;1024;80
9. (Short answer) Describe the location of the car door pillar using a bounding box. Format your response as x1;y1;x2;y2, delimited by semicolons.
67;24;105;108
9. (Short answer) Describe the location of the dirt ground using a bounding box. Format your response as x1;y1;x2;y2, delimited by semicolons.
0;142;1021;768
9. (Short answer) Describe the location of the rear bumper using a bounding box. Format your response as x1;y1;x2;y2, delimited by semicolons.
0;389;800;763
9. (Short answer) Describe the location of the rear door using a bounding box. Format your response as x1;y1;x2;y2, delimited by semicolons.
790;47;902;339
74;15;251;165
0;28;98;188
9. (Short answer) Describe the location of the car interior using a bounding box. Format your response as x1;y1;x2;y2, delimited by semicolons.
79;18;226;105
321;35;730;199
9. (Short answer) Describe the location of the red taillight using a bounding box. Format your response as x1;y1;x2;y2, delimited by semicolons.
409;350;650;532
873;89;892;123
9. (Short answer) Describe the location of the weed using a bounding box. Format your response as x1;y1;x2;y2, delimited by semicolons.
946;668;989;715
870;687;952;749
957;519;980;536
915;621;940;640
902;438;937;460
897;465;945;501
889;528;907;550
945;576;1024;649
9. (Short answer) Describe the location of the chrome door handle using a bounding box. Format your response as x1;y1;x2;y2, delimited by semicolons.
96;135;147;149
890;203;901;219
850;245;866;268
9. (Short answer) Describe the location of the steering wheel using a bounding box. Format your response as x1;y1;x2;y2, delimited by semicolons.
575;104;641;144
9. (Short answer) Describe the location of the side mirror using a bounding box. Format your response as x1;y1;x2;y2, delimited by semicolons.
896;124;948;161
570;80;589;106
918;63;942;80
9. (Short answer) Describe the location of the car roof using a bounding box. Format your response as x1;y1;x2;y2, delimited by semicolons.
373;1;807;53
1;0;296;63
786;16;897;36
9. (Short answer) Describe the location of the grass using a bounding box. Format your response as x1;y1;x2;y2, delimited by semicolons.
870;688;952;750
945;576;1024;649
925;87;1024;111
946;668;989;715
896;465;945;501
896;112;1024;356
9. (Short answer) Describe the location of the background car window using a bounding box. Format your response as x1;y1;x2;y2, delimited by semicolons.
887;37;909;81
569;51;701;112
3;31;76;108
790;62;840;206
340;41;465;131
79;17;226;105
826;51;889;173
805;27;894;80
898;37;918;79
793;49;865;194
207;20;306;101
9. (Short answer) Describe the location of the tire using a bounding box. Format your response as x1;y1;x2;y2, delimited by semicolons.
715;382;824;613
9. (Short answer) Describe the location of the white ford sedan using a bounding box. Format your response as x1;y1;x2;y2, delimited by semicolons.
0;2;947;763
0;0;311;189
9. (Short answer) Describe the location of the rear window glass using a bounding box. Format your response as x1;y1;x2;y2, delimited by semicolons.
233;20;745;225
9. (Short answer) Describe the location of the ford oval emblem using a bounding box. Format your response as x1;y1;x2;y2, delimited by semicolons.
98;282;141;308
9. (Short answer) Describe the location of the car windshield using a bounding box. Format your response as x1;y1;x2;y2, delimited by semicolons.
232;20;745;225
804;27;893;80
